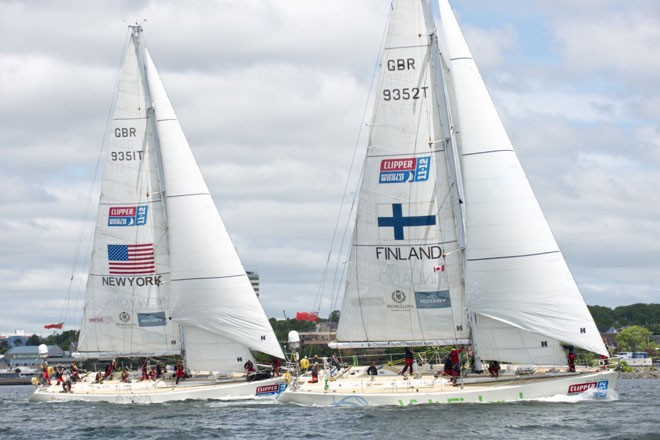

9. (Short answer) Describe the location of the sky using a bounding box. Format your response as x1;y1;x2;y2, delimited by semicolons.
1;0;659;336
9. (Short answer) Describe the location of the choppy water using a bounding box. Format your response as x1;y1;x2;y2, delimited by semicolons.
1;379;657;439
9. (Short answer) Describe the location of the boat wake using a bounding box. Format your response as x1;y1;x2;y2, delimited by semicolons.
532;388;619;403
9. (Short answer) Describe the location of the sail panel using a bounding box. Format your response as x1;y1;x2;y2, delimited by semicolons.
183;325;255;374
438;0;607;357
471;314;568;366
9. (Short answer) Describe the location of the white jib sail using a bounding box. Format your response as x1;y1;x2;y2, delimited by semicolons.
438;0;607;363
144;51;284;370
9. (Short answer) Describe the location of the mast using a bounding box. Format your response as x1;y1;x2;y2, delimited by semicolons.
423;0;471;348
131;24;169;223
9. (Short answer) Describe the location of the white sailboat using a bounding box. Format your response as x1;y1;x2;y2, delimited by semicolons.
31;25;286;403
279;0;618;406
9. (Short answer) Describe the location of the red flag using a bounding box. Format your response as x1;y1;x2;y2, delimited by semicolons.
433;265;445;272
44;322;63;330
295;312;319;322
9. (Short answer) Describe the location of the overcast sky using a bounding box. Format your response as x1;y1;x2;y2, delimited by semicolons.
2;0;659;336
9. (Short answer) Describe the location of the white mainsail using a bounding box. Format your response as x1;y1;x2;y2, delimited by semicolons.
77;29;180;358
334;0;469;348
76;26;283;369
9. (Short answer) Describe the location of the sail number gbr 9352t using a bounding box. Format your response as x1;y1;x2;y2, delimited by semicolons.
383;58;428;101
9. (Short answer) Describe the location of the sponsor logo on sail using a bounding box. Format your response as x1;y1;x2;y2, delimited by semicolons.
108;205;148;227
137;311;166;327
379;156;431;184
391;290;406;303
388;290;414;310
88;316;113;324
415;290;451;309
119;312;131;323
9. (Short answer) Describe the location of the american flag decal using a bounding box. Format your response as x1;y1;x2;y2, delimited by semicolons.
107;243;155;275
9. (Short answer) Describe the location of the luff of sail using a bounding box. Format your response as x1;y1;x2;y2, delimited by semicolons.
76;27;181;359
144;51;284;370
334;0;469;348
438;0;607;363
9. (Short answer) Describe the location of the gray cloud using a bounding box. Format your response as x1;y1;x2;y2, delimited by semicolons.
1;0;658;335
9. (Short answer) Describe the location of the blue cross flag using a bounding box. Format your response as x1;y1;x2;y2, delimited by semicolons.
377;203;436;240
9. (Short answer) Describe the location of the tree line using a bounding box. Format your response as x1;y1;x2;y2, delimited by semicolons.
588;303;660;334
3;304;657;356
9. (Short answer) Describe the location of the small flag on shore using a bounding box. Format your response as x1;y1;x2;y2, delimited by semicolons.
44;322;63;330
433;265;445;272
296;312;319;322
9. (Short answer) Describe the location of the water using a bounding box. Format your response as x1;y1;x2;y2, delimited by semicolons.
1;379;657;439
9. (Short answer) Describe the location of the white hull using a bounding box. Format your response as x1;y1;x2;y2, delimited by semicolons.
278;369;618;407
30;376;287;404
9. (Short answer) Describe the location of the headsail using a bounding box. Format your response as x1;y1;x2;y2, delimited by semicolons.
438;0;607;363
144;50;284;368
334;0;469;349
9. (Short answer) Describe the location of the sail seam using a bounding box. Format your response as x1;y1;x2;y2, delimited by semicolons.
385;44;430;50
170;274;245;282
463;149;514;157
167;193;210;198
467;250;560;262
352;239;458;247
367;148;445;158
449;56;473;61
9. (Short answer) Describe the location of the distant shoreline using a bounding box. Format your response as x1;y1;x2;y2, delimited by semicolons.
620;369;660;379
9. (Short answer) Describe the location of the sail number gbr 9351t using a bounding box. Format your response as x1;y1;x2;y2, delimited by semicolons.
383;58;427;101
111;126;144;161
111;151;144;161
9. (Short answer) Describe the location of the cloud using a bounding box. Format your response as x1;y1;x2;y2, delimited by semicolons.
1;0;659;337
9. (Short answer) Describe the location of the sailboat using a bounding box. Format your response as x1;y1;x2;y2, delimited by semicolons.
279;0;618;406
31;25;286;403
